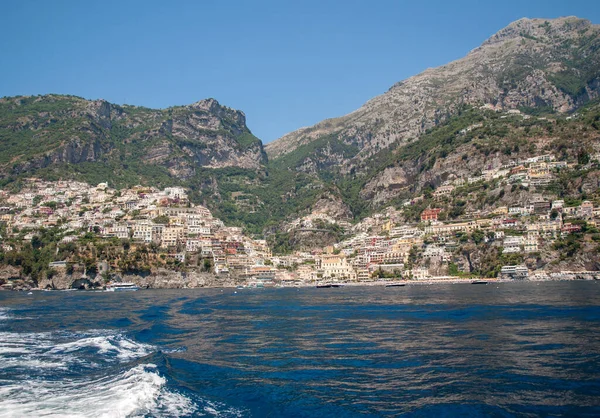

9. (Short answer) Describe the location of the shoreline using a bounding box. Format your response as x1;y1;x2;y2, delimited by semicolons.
6;276;599;292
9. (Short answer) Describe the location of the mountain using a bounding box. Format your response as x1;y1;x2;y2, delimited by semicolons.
1;16;600;248
0;95;266;186
266;17;600;174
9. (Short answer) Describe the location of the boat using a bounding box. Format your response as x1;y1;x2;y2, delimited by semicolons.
385;283;406;287
106;282;139;292
471;280;488;285
316;283;343;288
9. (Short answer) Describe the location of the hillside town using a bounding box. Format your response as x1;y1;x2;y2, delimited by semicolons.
1;151;600;290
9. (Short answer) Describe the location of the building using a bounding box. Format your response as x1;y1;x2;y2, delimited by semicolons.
580;201;594;218
132;222;152;243
319;254;356;280
407;267;430;280
500;265;528;280
502;236;522;254
161;225;185;248
561;223;582;235
433;185;454;199
420;208;442;222
424;221;478;235
524;236;539;253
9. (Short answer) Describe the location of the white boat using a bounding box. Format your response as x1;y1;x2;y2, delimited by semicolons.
106;282;139;292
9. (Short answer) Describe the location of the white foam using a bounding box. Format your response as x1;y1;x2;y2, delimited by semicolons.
0;331;63;371
0;331;153;374
50;334;154;360
0;329;244;417
202;400;246;417
0;364;196;418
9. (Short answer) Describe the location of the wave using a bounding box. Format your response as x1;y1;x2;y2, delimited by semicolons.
0;307;9;321
0;328;244;417
0;363;196;418
49;332;154;361
0;331;154;373
0;330;197;417
0;330;189;416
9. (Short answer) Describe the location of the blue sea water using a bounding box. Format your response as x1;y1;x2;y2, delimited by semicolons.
1;281;600;417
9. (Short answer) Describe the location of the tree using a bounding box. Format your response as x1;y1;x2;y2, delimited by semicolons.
43;201;58;210
153;215;169;224
448;263;460;276
471;229;485;245
578;149;590;165
202;258;213;272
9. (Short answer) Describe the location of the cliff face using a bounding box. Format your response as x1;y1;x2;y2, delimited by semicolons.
0;95;266;182
266;17;600;172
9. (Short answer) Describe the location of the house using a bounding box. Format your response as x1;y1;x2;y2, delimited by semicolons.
161;225;185;248
425;221;478;235
563;206;578;216
109;224;130;239
433;185;454;199
132;222;152;243
502;219;519;228
561;223;582;235
423;245;451;262
186;238;202;252
509;206;533;216
524;236;539;253
502;236;522;254
421;208;442;222
407;267;430;280
580;201;594;218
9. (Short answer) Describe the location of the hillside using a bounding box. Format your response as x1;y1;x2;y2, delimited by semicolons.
0;95;266;187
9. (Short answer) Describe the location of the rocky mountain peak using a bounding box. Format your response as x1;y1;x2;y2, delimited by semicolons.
187;97;247;128
189;97;221;111
482;16;592;47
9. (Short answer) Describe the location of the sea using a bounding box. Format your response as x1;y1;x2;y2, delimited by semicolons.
0;281;599;417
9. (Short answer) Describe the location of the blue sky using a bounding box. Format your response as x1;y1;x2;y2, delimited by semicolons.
1;0;598;143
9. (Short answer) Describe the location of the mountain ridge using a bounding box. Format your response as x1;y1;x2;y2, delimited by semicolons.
0;94;266;185
265;16;600;166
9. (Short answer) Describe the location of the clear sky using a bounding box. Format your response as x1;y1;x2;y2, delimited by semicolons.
1;0;598;143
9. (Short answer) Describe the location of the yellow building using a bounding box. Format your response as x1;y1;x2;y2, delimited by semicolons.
319;254;356;280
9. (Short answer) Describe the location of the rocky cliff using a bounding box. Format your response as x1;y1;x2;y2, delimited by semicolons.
0;95;266;183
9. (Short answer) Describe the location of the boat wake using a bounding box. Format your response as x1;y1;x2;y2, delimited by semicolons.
0;323;236;417
0;363;195;417
0;330;154;373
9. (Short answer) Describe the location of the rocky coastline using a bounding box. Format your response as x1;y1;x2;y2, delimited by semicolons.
2;264;598;292
0;266;243;292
